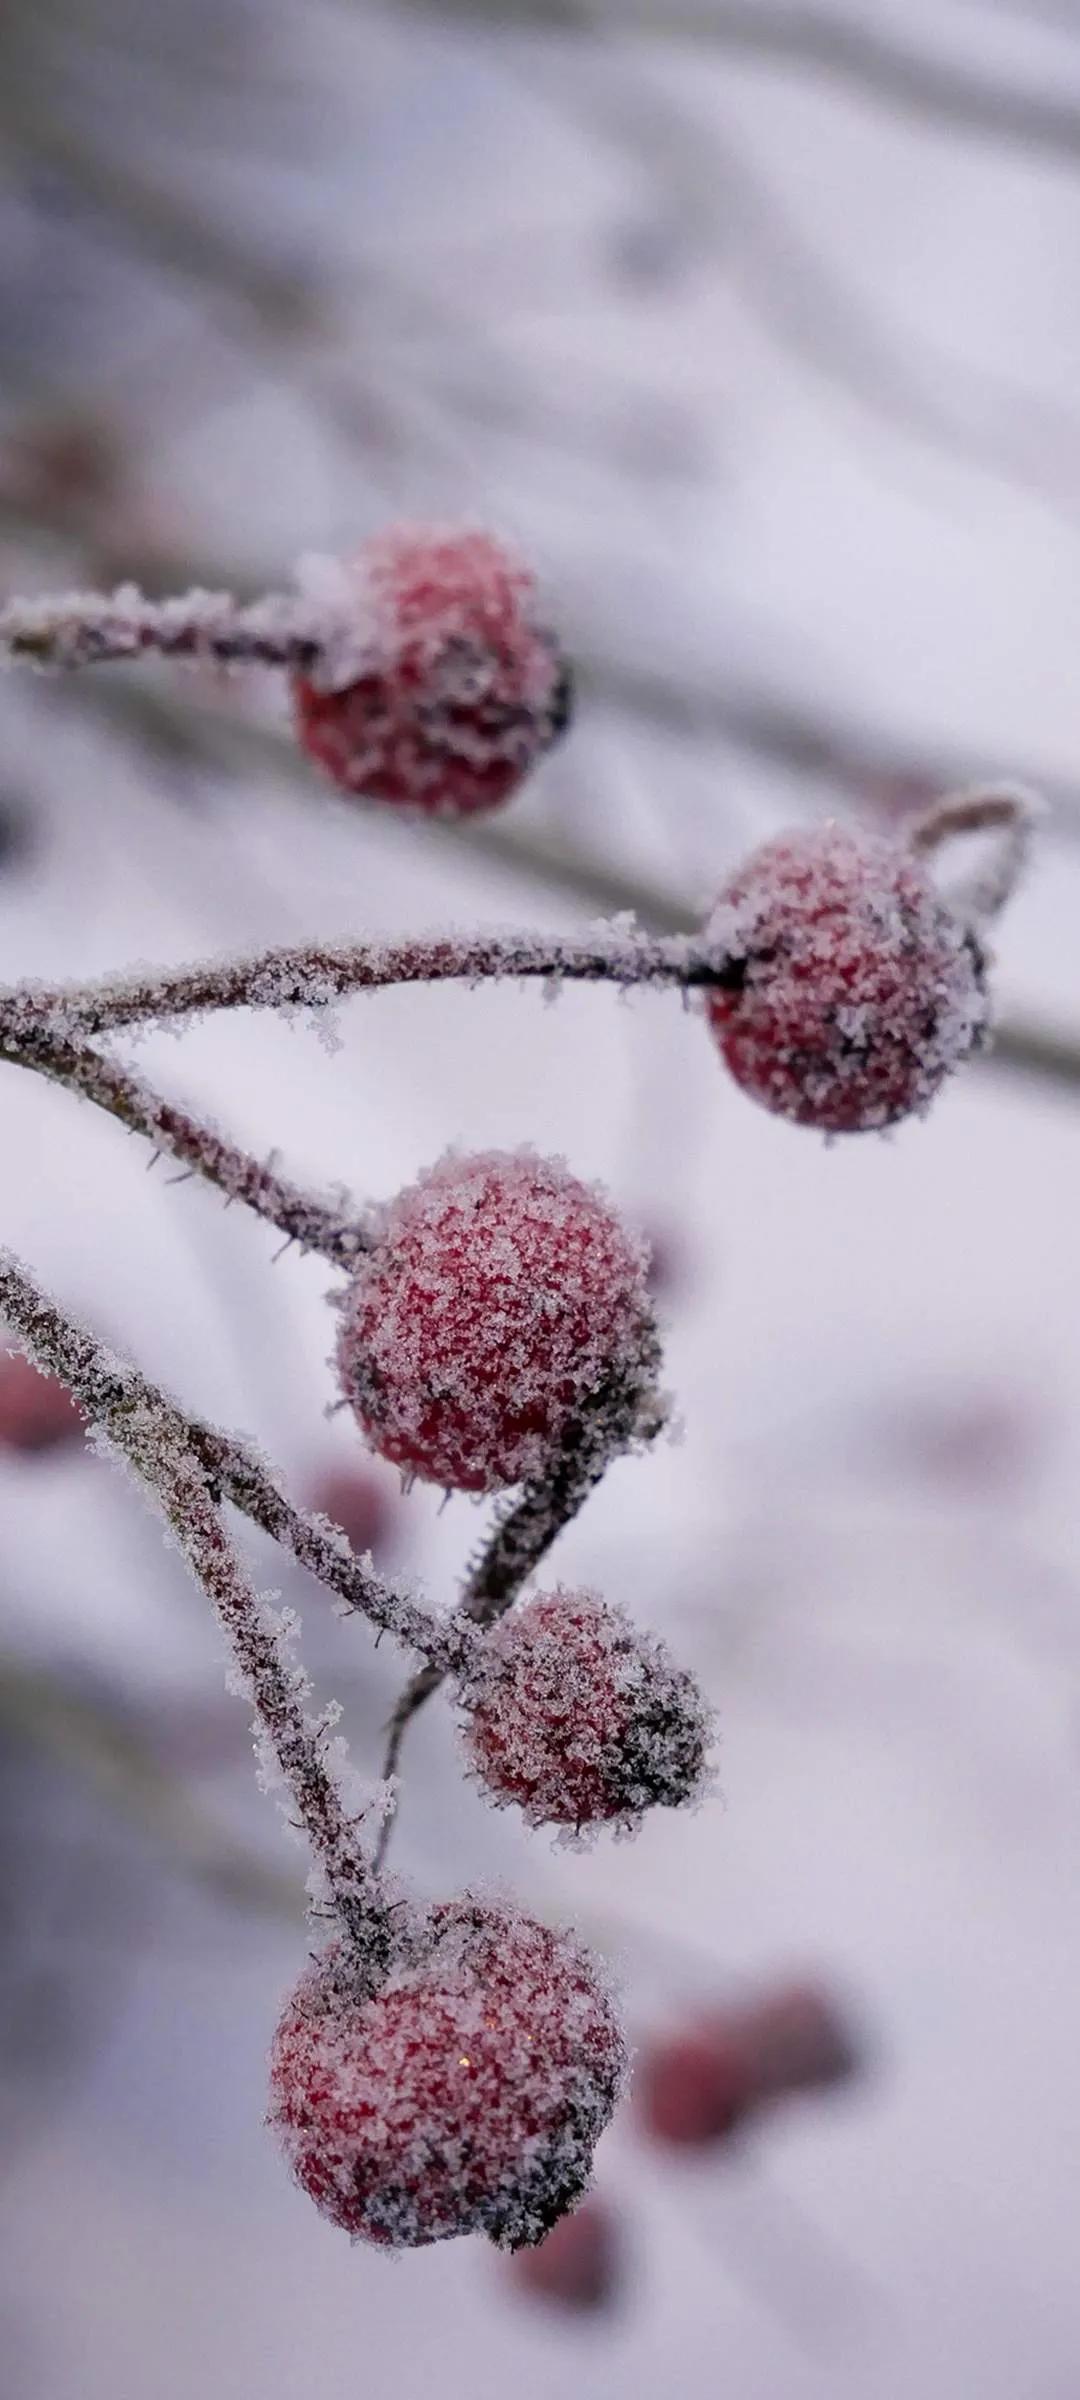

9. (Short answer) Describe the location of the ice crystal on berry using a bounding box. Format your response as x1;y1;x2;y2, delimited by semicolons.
268;1896;627;2249
704;822;989;1133
336;1149;657;1494
292;526;571;816
459;1586;712;1834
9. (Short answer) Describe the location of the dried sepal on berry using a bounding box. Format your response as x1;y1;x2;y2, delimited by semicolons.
703;822;989;1133
458;1587;713;1835
268;1896;627;2250
292;526;571;817
335;1149;659;1495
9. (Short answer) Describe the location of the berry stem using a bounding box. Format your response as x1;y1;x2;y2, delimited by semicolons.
0;583;351;674
907;781;1040;920
374;1359;667;1867
11;927;742;1040
188;1420;476;1676
0;1251;390;1957
0;1008;370;1268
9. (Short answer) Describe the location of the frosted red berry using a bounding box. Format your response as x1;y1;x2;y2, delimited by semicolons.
307;1464;396;1560
336;1149;657;1494
506;2193;621;2312
637;2016;755;2147
268;1897;627;2250
460;1587;712;1833
0;1351;83;1455
704;822;988;1133
292;525;571;816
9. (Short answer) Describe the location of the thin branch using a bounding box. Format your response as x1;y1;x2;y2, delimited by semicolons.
401;0;1080;176
0;1009;370;1268
557;59;1080;516
0;1252;389;1954
908;782;1042;919
0;580;366;683
19;926;739;1039
188;1420;476;1679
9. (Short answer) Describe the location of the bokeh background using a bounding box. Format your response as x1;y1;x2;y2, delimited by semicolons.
3;3;1080;2394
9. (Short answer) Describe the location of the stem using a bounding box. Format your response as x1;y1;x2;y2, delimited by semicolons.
0;1009;370;1268
0;1252;389;1956
0;582;349;675
13;926;741;1039
907;782;1040;920
374;1354;667;1867
188;1420;475;1677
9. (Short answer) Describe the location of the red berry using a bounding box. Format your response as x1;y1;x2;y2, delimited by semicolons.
307;1464;395;1559
704;823;988;1133
637;2017;755;2147
0;1350;83;1456
268;1897;627;2250
506;2194;621;2312
336;1150;656;1494
292;526;571;816
736;1979;860;2105
460;1587;712;1833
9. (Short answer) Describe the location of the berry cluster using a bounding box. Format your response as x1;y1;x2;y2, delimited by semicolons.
271;1147;710;2246
0;519;1032;2280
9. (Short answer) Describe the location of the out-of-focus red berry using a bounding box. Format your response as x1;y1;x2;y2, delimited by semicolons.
735;1979;860;2105
268;1897;627;2250
0;1351;83;1456
292;525;571;817
307;1464;396;1559
638;1980;861;2150
336;1149;656;1495
704;823;987;1132
636;2016;755;2147
506;2194;621;2312
460;1586;711;1833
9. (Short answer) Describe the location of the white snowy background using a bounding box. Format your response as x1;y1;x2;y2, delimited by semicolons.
3;4;1080;2395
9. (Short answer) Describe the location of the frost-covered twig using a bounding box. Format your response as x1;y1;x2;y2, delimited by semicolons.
0;1007;370;1268
187;1420;475;1678
0;582;351;677
0;1252;390;1956
11;925;742;1040
907;782;1040;922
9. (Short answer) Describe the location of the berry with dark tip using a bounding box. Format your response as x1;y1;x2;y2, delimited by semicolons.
704;823;988;1133
292;525;571;817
